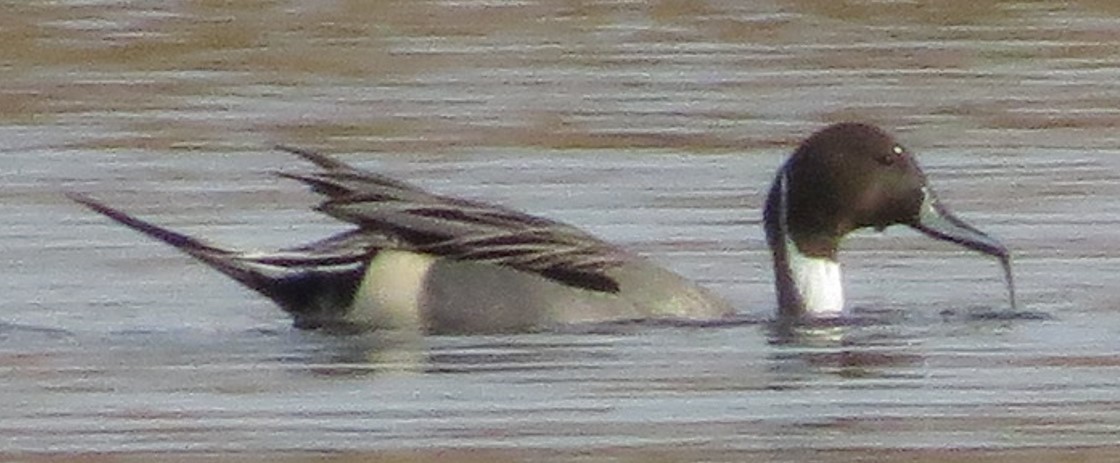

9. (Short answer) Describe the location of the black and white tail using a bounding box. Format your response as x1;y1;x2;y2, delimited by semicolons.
66;192;369;330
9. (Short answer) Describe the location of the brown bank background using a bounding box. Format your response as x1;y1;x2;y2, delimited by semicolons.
4;1;1120;462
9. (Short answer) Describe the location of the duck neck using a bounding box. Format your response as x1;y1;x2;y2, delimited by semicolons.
764;166;845;319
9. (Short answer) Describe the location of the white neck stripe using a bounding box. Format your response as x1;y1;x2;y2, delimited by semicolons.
778;167;845;316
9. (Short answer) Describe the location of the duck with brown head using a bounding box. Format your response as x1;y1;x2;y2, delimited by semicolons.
69;123;1014;333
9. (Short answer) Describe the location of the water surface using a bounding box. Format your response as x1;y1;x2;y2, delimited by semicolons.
4;1;1120;461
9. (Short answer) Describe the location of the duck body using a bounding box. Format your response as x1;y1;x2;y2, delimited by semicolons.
69;146;733;334
353;254;733;334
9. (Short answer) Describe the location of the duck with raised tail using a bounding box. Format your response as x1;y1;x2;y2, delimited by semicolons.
69;123;1014;334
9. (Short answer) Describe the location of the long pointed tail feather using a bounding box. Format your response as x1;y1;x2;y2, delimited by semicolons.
66;191;280;290
66;191;368;330
67;192;228;257
66;192;311;309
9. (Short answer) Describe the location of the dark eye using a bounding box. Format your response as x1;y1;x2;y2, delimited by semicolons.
878;145;905;165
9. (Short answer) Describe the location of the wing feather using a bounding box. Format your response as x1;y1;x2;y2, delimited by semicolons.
278;147;629;293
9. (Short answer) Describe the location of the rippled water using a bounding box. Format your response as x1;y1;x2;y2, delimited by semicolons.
5;1;1120;461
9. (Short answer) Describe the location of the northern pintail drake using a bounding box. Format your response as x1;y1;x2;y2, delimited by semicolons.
69;123;1012;334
